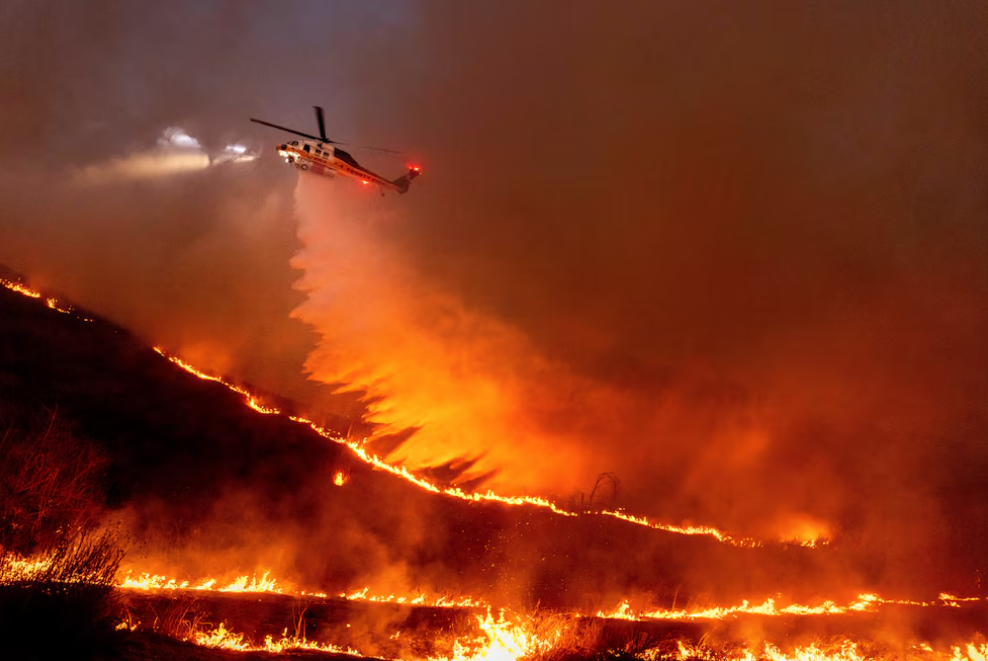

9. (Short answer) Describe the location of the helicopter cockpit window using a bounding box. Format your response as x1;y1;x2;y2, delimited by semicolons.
303;144;310;153
289;140;299;146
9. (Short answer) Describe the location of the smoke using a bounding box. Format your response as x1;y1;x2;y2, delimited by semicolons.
292;175;603;494
3;0;988;594
0;0;404;412
290;0;988;589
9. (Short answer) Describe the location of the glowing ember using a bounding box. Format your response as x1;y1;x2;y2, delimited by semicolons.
334;471;349;486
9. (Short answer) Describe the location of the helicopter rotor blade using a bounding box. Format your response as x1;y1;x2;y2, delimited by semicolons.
314;106;329;142
250;117;341;144
334;142;403;155
251;116;400;154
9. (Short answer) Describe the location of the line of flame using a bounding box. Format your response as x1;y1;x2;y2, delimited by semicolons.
117;566;490;609
195;621;363;655
118;570;281;594
150;348;778;548
1;278;91;320
593;592;976;622
672;640;988;661
0;276;793;548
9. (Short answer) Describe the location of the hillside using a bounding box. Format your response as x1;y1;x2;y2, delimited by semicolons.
0;269;843;610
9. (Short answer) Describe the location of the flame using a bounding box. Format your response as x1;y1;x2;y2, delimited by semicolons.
595;592;961;623
0;553;55;582
428;609;563;661
152;345;775;547
6;548;985;661
117;566;490;609
2;278;92;320
334;471;349;486
2;274;807;550
118;571;280;594
194;622;362;654
670;641;988;661
1;279;42;298
341;586;488;609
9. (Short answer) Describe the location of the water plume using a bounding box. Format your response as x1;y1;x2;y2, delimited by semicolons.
291;175;599;496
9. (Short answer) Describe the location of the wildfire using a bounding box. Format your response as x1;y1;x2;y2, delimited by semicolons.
118;570;282;594
334;471;349;486
594;593;967;623
1;278;41;298
2;278;89;319
190;609;988;661
341;586;488;609
116;566;490;609
0;276;802;549
671;641;988;661
0;553;55;583
155;347;771;547
194;622;362;655
153;345;767;547
192;608;559;660
427;609;564;661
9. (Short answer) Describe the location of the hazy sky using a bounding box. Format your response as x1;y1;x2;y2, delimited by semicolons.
2;0;987;585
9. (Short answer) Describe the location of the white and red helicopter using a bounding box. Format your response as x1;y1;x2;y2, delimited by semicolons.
250;106;421;194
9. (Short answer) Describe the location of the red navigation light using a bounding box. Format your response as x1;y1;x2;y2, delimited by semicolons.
407;163;422;172
362;180;369;185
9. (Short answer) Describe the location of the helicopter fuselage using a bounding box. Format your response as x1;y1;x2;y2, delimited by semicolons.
277;140;407;193
251;107;420;194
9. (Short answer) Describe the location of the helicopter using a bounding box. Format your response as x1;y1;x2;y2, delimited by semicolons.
250;106;421;194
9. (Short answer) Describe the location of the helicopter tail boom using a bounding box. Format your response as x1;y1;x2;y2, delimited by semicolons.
390;166;421;194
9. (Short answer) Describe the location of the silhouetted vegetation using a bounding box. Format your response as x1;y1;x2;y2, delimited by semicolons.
0;404;124;658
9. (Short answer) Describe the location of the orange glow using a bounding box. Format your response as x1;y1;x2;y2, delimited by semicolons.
289;180;821;548
334;471;349;486
341;586;488;608
671;640;988;661
152;345;806;549
2;278;92;320
1;278;42;298
426;608;563;661
0;552;55;583
595;592;946;623
117;565;490;609
118;570;282;594
195;622;363;655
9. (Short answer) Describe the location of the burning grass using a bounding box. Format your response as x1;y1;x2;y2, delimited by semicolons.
3;275;988;660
